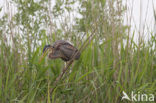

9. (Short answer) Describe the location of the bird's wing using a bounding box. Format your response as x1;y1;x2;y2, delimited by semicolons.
59;44;75;59
60;43;80;59
58;42;74;49
52;40;80;61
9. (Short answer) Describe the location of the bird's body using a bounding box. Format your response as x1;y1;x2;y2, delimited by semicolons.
43;40;80;61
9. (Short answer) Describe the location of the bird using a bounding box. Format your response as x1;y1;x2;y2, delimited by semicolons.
42;40;80;62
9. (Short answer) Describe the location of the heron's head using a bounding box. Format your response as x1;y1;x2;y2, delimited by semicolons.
39;45;53;63
42;45;54;58
43;45;51;53
42;44;55;56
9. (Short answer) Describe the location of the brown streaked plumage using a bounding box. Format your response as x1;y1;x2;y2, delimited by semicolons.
43;40;80;61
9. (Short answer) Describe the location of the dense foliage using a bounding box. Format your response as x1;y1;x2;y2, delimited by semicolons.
0;0;155;102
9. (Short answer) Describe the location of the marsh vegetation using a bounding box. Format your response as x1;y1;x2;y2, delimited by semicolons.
0;0;155;103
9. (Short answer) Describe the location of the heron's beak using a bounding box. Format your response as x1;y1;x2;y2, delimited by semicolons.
39;48;52;63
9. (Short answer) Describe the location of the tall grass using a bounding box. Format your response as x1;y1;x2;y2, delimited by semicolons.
0;0;156;103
